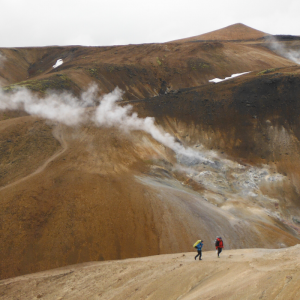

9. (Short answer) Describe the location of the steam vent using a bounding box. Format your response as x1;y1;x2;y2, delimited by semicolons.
1;23;300;299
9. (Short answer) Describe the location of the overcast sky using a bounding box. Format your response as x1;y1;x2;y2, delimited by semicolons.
0;0;299;47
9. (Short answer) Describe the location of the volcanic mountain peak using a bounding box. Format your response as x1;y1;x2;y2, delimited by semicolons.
173;23;270;42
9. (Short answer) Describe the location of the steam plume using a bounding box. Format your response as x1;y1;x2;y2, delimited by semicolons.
0;85;212;163
0;88;88;126
93;87;212;163
0;52;6;67
0;53;7;86
267;37;300;64
0;84;286;201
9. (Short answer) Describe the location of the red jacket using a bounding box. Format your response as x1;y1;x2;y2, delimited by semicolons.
215;238;223;249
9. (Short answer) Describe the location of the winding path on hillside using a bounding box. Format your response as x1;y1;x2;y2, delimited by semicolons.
0;123;68;192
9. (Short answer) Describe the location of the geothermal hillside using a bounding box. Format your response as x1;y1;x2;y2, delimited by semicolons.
0;23;300;287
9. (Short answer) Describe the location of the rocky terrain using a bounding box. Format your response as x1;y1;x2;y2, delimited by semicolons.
0;23;300;297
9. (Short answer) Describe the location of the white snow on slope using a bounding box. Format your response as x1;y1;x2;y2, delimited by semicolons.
209;72;250;83
53;59;63;69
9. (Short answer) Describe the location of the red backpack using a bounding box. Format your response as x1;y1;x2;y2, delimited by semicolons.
218;239;223;248
215;238;224;248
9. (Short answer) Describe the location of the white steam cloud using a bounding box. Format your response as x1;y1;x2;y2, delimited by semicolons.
0;85;212;163
1;83;287;208
92;86;213;163
0;52;6;67
267;37;300;65
0;88;88;126
0;53;7;86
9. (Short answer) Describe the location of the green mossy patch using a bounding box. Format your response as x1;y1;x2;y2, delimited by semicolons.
88;68;99;77
108;66;115;72
188;58;211;71
2;74;76;94
156;57;162;66
257;68;277;75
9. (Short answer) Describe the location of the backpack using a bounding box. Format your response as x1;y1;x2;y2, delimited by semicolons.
215;238;223;248
193;240;201;248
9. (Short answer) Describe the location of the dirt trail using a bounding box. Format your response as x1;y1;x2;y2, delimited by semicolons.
1;245;300;300
0;124;67;192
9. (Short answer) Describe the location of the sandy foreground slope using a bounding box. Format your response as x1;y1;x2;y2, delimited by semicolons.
1;245;300;300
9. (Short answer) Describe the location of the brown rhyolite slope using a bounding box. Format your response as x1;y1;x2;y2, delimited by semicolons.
173;23;271;42
1;24;300;280
2;117;298;279
0;24;295;100
0;117;60;187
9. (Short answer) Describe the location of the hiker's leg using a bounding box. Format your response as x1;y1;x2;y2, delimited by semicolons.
218;248;222;256
199;250;202;260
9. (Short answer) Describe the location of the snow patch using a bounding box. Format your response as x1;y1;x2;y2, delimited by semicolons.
53;59;63;69
209;72;250;83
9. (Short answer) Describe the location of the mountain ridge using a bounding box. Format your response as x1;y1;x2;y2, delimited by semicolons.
172;23;271;42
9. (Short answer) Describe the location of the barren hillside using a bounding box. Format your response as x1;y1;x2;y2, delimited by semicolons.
0;24;296;101
0;23;300;284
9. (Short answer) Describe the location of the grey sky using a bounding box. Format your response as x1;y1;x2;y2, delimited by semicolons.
0;0;299;47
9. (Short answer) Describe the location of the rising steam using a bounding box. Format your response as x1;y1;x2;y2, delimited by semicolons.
0;84;287;206
0;88;88;126
0;52;6;67
0;85;212;163
0;53;7;86
267;37;300;64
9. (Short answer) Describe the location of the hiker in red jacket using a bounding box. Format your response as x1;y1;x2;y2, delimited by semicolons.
215;236;224;257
